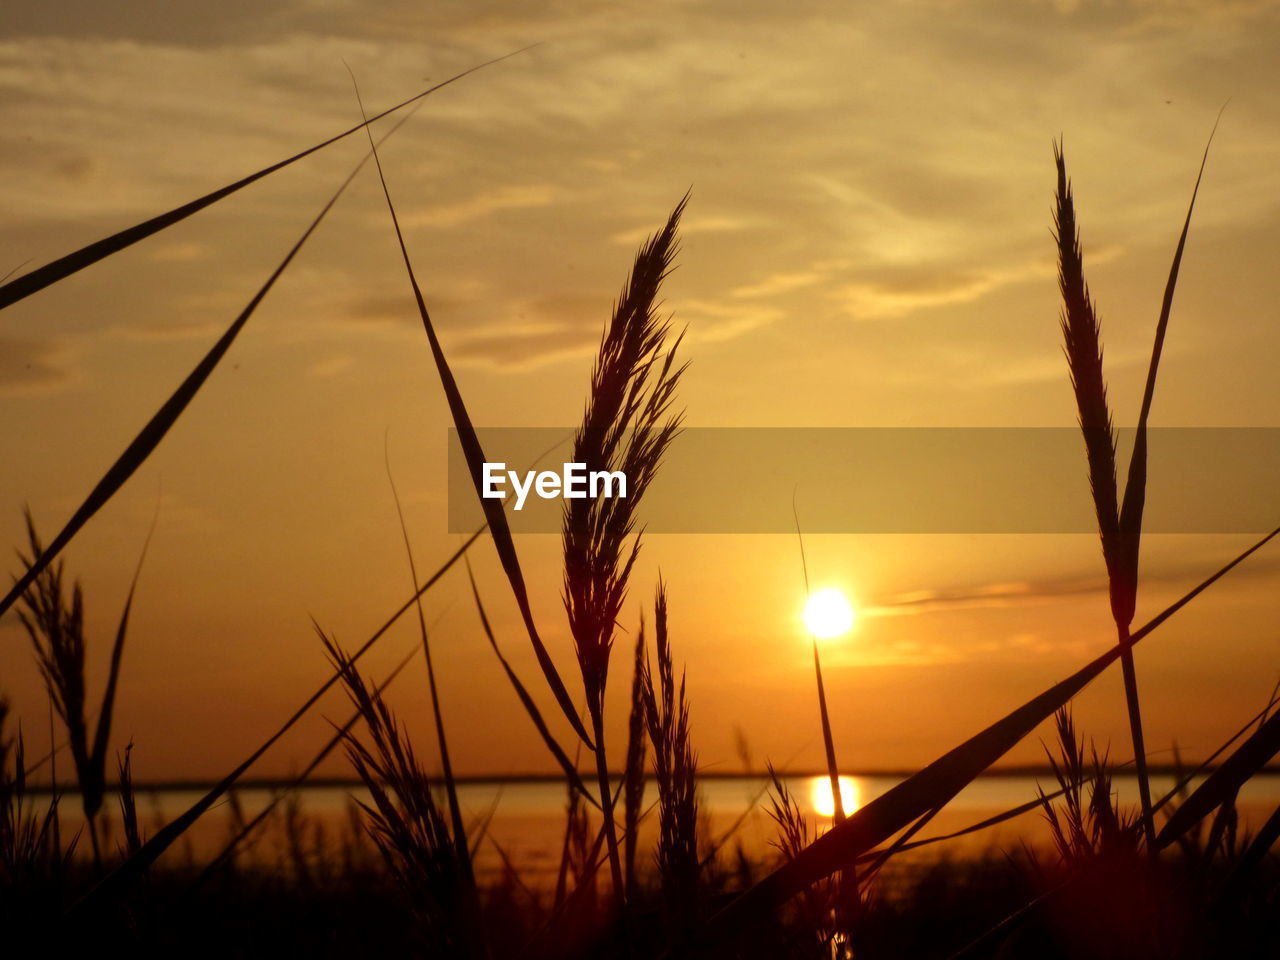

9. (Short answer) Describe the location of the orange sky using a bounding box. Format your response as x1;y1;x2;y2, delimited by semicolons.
2;0;1279;782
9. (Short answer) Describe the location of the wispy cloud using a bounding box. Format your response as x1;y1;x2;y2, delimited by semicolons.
731;271;821;300
866;552;1280;619
0;336;75;394
398;183;560;229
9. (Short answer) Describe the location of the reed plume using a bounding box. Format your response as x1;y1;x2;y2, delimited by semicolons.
323;632;484;956
563;195;688;900
1037;708;1135;866
1053;147;1122;601
1054;143;1155;846
13;512;149;863
1055;127;1216;848
640;583;700;937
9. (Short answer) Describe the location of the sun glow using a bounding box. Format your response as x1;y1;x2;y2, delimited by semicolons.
810;775;861;818
803;587;857;640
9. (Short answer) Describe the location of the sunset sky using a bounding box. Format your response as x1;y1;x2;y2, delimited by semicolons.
2;0;1279;783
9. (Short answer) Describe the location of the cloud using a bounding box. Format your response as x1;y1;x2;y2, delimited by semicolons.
731;271;821;300
866;577;1107;618
0;0;1275;393
446;293;608;369
831;261;1050;320
0;337;74;393
146;241;208;263
832;628;1099;667
677;298;783;343
398;183;560;229
866;551;1280;619
0;0;316;45
611;214;755;247
307;354;354;377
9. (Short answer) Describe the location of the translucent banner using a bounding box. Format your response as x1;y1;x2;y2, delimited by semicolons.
446;428;1280;534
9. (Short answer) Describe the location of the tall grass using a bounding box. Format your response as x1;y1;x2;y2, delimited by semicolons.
639;582;700;935
563;196;687;900
13;513;150;863
793;512;846;825
348;74;592;750
1053;127;1216;847
0;698;68;897
386;452;472;888
767;766;844;955
463;556;597;802
191;641;421;891
708;518;1280;935
1036;708;1135;867
1052;141;1158;849
4;70;1280;958
323;633;485;956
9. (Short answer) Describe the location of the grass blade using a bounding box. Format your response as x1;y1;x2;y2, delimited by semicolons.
87;502;159;791
384;444;473;890
1229;802;1280;887
0;100;426;624
622;620;648;896
463;556;598;807
0;46;537;312
1151;688;1280;817
1156;708;1280;848
1114;119;1220;847
348;76;592;748
1118;112;1223;555
795;499;844;822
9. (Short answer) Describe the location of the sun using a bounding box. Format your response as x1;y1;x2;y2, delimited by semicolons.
803;587;857;640
810;775;861;818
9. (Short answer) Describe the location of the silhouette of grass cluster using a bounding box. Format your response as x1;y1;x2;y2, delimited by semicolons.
1;62;1278;959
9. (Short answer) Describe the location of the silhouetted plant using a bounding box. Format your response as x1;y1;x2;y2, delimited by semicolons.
563;197;688;901
14;513;146;863
641;583;701;941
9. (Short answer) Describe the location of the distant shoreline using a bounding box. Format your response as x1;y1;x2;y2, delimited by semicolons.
26;765;1280;795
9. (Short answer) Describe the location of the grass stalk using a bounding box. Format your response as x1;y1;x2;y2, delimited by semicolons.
793;504;845;823
1055;124;1219;848
622;622;648;899
0;93;430;623
324;634;484;956
1054;142;1155;847
462;557;598;806
13;511;153;866
640;583;700;935
562;194;688;901
0;47;536;312
347;73;592;749
385;447;472;891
